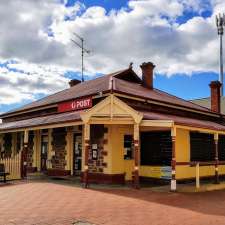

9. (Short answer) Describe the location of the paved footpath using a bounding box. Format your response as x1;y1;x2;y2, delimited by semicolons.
1;181;225;225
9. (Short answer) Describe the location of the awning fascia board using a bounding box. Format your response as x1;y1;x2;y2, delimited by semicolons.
175;124;225;135
140;120;174;128
0;121;83;134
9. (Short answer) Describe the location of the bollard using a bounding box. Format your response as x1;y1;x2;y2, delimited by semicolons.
196;162;200;189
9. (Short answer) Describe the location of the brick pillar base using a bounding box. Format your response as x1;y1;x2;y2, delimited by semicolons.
133;169;140;189
83;168;89;188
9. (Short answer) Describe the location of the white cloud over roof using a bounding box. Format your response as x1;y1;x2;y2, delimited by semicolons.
0;0;223;108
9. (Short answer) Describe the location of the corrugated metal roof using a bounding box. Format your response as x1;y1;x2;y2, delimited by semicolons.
0;67;217;118
113;78;213;113
0;69;131;117
142;111;225;131
0;111;81;131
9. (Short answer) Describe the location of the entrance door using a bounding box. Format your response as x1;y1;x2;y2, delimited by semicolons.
41;135;48;172
73;134;82;175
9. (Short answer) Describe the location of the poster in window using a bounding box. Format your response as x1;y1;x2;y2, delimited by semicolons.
92;149;98;160
124;135;133;160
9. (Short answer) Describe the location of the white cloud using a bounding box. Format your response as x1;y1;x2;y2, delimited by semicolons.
0;0;223;107
0;61;69;105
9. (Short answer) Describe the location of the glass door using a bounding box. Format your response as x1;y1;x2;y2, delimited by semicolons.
73;133;82;175
41;134;48;172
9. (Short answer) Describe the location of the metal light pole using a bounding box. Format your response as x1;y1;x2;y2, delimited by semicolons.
216;13;225;96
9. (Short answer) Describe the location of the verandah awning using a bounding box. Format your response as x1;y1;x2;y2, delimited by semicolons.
142;111;225;131
0;108;225;133
0;110;82;132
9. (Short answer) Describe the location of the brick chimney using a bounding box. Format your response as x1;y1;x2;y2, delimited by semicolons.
140;62;155;89
69;79;81;87
209;81;222;113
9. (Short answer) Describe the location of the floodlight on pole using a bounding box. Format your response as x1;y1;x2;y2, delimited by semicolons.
71;32;90;82
216;13;225;96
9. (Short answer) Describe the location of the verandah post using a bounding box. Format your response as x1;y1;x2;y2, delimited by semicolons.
214;133;220;184
171;127;176;191
133;123;140;189
21;130;29;179
83;123;90;188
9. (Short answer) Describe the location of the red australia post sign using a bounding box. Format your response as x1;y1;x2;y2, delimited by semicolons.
58;97;92;113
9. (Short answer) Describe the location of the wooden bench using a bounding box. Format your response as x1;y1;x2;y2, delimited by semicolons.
0;163;10;183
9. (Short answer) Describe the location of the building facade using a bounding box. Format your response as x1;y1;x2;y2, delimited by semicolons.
1;62;225;191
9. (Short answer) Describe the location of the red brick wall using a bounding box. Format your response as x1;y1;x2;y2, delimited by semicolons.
27;132;34;168
51;128;67;170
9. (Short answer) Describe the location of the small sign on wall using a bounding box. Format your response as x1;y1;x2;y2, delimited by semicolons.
92;144;98;160
148;166;172;180
58;97;92;113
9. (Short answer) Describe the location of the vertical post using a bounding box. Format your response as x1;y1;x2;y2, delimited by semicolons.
214;133;220;184
196;162;200;189
171;127;176;191
83;123;90;188
220;34;224;96
21;130;29;179
133;123;140;189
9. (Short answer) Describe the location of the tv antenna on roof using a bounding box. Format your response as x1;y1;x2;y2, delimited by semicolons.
71;32;91;82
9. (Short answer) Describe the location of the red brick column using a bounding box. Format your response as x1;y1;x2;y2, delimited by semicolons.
214;133;219;184
171;129;176;191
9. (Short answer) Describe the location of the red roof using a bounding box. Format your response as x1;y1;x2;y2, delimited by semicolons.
142;111;225;131
0;68;216;118
113;78;212;113
0;111;81;131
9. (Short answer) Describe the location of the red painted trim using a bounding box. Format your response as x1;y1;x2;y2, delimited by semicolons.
81;172;125;185
47;169;71;176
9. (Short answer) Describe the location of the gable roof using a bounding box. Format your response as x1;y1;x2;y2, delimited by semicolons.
0;68;134;117
113;78;213;113
0;67;217;118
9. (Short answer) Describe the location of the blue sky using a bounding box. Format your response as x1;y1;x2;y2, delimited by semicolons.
64;0;220;100
0;0;223;113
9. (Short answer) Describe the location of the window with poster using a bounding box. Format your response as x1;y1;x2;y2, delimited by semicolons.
124;135;134;160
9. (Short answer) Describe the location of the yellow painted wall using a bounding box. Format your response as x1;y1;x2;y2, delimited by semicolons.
176;128;225;179
109;125;134;180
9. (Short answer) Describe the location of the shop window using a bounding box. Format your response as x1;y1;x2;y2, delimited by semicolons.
190;132;214;162
124;135;133;160
141;131;172;166
218;135;225;160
